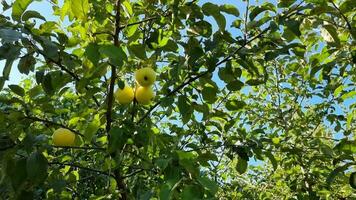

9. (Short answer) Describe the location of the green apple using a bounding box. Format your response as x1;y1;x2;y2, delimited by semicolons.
135;86;154;104
114;85;134;104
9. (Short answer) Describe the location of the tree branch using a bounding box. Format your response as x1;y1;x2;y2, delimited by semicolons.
25;116;84;137
329;0;353;32
28;40;101;107
51;145;106;151
49;162;114;178
137;28;269;124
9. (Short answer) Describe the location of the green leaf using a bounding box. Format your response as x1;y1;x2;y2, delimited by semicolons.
0;28;23;43
18;54;36;75
181;185;203;200
341;91;356;100
225;100;246;111
128;43;147;59
246;79;264;86
340;0;356;13
85;43;100;65
108;127;126;154
99;45;127;67
71;0;89;20
177;95;192;124
12;0;34;21
285;19;301;37
197;176;218;195
8;85;25;97
188;20;212;37
219;4;239;16
326;163;353;187
26;151;48;184
22;10;46;21
350;172;356;189
83;114;100;142
236;157;248;174
41;73;54;95
202;83;218;103
3;59;13;80
226;80;244;91
202;2;219;15
249;3;276;21
265;151;278;171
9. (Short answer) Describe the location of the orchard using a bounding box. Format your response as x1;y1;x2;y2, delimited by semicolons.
0;0;355;199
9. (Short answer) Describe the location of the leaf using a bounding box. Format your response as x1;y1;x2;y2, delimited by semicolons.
108;127;126;154
188;20;212;37
12;0;34;21
202;83;218;103
83;114;100;142
236;157;248;174
3;59;13;80
99;45;127;67
350;172;356;189
18;54;36;75
340;0;356;13
128;43;147;59
177;95;192;124
246;79;265;86
334;140;356;153
197;176;218;195
71;0;89;20
225;100;246;111
41;73;54;95
85;43;100;65
202;2;220;15
219;4;239;16
181;185;203;200
341;91;356;100
285;19;301;37
326;163;353;187
265;151;278;171
22;10;46;21
26;151;48;184
0;28;23;43
226;80;244;91
249;3;276;21
8;85;25;97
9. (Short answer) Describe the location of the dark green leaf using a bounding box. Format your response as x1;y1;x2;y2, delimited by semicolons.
202;83;218;103
18;54;36;75
22;10;46;21
26;151;48;184
99;45;127;67
85;43;100;65
249;3;276;21
8;85;25;97
3;59;13;80
0;28;23;43
226;100;246;111
226;80;244;91
236;157;248;174
197;176;218;195
350;172;356;189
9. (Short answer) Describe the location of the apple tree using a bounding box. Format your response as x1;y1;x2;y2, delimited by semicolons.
0;0;355;199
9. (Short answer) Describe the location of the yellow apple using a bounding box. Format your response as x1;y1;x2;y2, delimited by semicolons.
114;85;134;104
135;86;154;104
135;67;156;87
52;128;75;146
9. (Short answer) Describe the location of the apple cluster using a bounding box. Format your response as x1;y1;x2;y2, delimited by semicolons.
114;67;156;105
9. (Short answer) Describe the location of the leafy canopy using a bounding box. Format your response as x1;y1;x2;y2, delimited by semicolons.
0;0;355;199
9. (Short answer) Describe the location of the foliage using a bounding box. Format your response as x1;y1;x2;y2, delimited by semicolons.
0;0;355;199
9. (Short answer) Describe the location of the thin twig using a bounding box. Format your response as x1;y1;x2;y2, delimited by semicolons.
51;145;106;151
25;116;84;137
329;0;353;32
49;162;114;177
